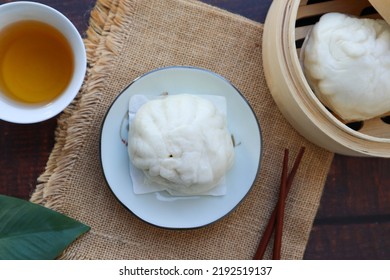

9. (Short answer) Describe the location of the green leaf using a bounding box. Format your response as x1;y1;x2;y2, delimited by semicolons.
0;195;90;260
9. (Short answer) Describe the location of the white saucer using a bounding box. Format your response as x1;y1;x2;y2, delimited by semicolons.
100;66;262;229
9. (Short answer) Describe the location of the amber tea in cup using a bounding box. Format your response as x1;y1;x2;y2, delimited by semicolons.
0;2;86;124
0;20;74;104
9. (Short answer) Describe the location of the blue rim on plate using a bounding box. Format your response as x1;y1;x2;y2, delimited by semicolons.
100;66;263;229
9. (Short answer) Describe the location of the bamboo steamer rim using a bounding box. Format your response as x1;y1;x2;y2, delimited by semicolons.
369;0;390;24
262;0;390;157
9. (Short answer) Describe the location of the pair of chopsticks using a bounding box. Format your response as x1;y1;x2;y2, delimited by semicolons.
253;147;305;260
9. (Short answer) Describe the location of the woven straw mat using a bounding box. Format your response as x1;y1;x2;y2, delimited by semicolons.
31;0;333;259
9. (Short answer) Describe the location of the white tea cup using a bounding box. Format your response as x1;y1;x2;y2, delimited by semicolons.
0;1;86;124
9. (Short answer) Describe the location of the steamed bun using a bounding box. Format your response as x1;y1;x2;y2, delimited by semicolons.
128;94;234;195
302;12;390;121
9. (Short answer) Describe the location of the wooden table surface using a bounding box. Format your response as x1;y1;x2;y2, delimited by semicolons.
0;0;389;260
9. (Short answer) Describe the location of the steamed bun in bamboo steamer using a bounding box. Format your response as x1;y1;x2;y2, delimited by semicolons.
301;12;390;122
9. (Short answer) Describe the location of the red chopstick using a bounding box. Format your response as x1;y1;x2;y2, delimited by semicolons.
272;149;289;259
253;147;305;260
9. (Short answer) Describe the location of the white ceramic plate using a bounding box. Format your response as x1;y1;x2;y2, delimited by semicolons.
100;66;262;229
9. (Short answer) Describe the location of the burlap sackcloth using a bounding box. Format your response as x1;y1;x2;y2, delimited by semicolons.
31;0;334;259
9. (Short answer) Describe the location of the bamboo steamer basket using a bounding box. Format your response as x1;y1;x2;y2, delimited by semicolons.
263;0;390;157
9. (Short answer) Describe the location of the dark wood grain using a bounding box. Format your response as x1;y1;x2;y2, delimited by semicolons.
305;154;390;259
306;222;390;259
0;0;389;260
0;119;57;199
318;156;390;218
